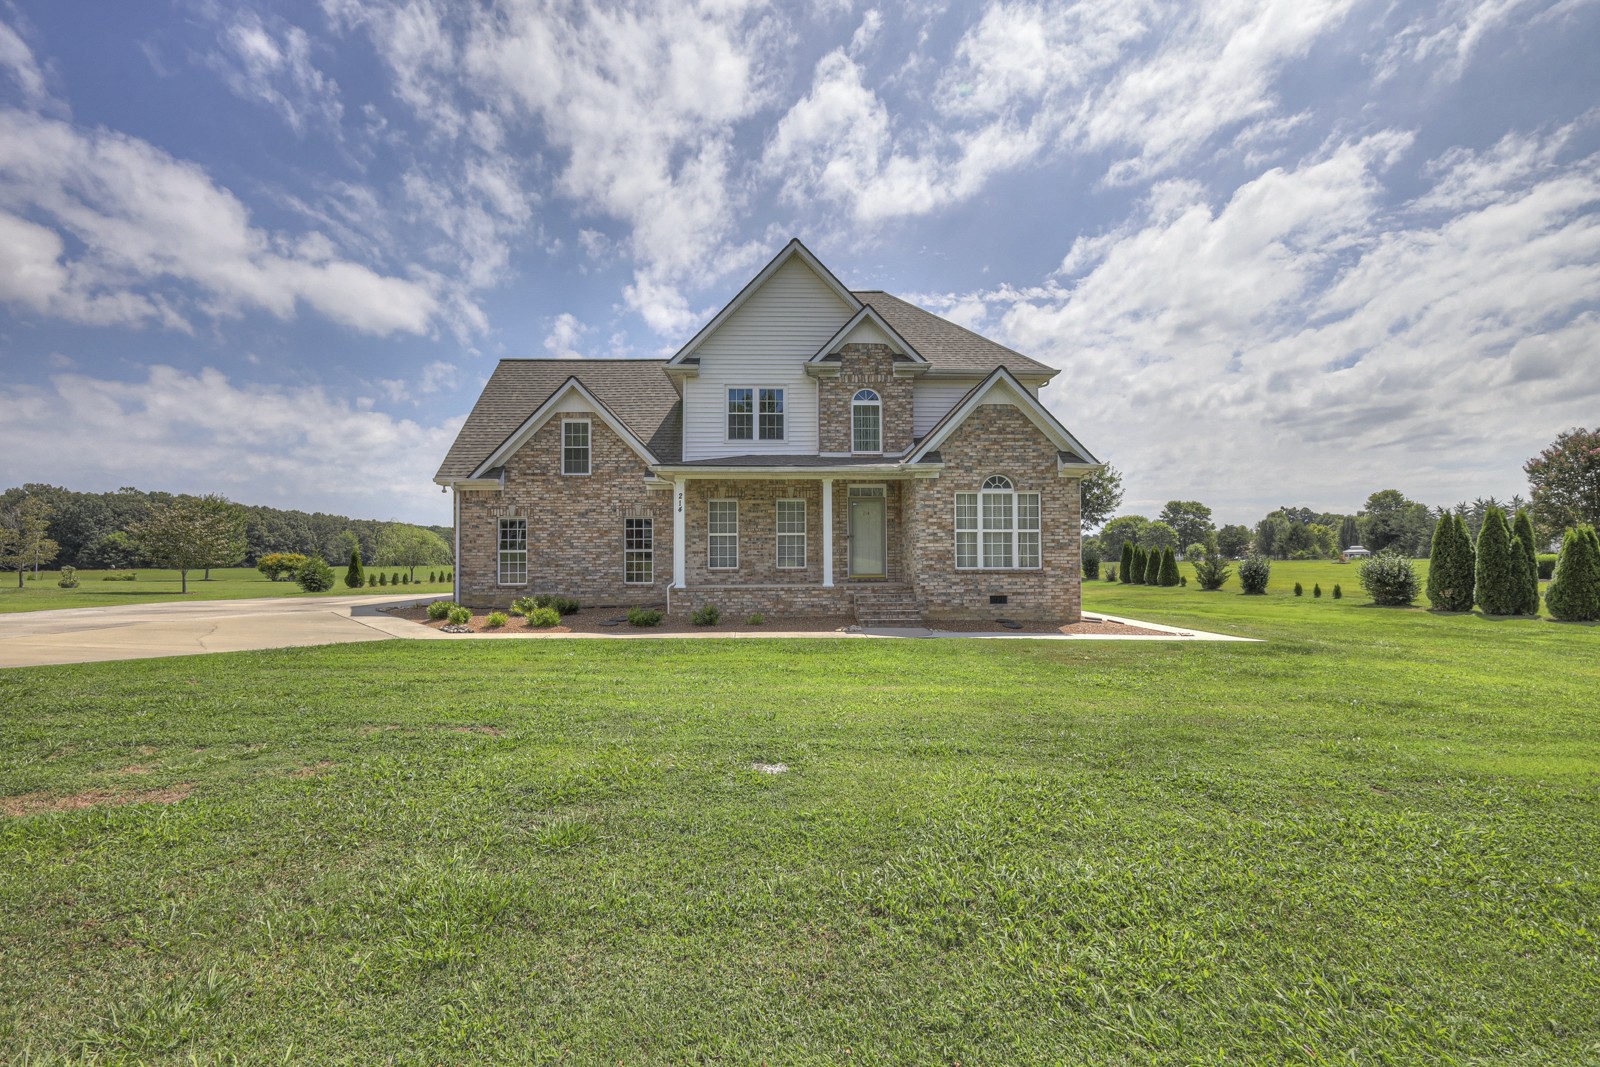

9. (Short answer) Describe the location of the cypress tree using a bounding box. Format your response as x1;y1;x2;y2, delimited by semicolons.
1294;582;1303;596
1313;583;1322;598
1427;514;1474;612
1159;547;1179;586
1513;510;1541;615
1333;584;1342;599
1143;547;1162;585
1120;542;1135;584
378;571;387;586
1509;534;1535;617
344;544;364;589
1129;545;1144;584
1546;525;1600;621
1474;506;1518;615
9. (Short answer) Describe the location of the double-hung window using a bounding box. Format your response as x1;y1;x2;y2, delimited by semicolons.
757;388;784;440
954;476;1041;569
852;389;881;453
624;518;653;584
562;420;590;475
498;518;527;585
776;499;806;569
727;388;753;440
708;500;738;569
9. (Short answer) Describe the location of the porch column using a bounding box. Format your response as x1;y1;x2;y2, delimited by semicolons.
821;478;835;587
672;477;686;588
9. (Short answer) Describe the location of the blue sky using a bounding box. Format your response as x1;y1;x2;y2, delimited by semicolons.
1;0;1597;526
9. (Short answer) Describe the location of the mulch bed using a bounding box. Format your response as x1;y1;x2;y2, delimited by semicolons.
383;605;1169;637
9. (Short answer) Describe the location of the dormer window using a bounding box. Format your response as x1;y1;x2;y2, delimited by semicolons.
728;387;784;441
851;389;881;453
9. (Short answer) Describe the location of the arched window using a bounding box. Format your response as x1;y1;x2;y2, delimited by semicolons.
851;389;882;453
955;475;1041;569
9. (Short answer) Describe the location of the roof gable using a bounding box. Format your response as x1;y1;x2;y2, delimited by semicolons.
854;291;1056;379
468;377;661;478
807;304;927;363
667;238;861;366
908;368;1100;468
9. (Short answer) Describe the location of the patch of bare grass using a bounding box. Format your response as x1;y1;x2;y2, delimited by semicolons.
1;783;193;817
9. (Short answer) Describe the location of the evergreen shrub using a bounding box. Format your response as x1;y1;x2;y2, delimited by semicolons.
628;608;663;627
295;558;336;593
691;603;720;626
1545;525;1600;621
427;600;455;621
1359;551;1420;606
485;611;508;628
1239;556;1271;594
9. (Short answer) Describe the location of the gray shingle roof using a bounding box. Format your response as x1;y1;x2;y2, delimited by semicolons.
853;290;1055;377
434;359;681;481
654;454;902;469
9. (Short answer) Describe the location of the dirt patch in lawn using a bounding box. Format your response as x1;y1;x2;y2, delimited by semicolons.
448;725;504;735
383;604;854;636
1;783;194;817
289;761;337;778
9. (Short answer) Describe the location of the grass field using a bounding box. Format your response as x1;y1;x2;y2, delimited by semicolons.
0;566;451;614
2;565;1597;1063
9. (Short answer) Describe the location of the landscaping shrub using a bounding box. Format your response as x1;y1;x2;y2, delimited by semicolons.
1545;525;1600;621
1158;548;1180;586
1514;510;1541;615
510;596;539;617
391;573;401;585
1333;584;1342;599
550;596;581;616
746;612;765;625
344;545;364;589
295;557;336;593
1359;551;1420;606
447;605;472;626
57;566;78;589
1426;514;1476;612
102;572;137;581
401;573;410;585
1184;543;1206;562
1294;582;1303;597
366;573;376;587
628;607;663;627
1104;566;1117;581
1510;534;1536;617
1239;556;1270;594
1082;548;1100;581
1313;583;1322;598
1192;552;1231;591
257;552;309;581
427;600;455;621
485;611;508;628
528;606;561;628
429;571;437;583
1474;507;1519;615
1143;547;1162;585
1119;542;1135;583
1537;554;1559;580
378;572;387;586
1180;576;1187;586
691;603;720;626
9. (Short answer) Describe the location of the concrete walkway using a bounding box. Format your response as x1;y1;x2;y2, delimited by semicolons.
0;596;1254;668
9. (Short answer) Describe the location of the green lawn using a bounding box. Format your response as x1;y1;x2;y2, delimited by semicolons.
0;566;451;614
2;569;1597;1063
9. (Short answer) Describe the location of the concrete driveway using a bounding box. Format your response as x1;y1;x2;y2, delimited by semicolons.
0;594;445;668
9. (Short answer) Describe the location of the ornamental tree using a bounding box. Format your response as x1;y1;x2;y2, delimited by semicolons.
1525;427;1600;542
1079;464;1124;532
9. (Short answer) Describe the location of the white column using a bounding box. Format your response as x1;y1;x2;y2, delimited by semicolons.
672;477;687;589
821;478;835;587
452;486;461;604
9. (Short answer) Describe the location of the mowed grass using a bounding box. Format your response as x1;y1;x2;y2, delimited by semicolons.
2;573;1598;1063
0;566;450;614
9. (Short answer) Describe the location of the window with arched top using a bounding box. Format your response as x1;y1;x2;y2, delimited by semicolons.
955;475;1040;569
851;389;881;453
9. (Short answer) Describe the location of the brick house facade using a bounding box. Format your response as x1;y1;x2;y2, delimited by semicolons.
436;239;1102;625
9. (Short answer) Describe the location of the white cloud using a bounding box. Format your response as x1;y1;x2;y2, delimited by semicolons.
1375;0;1596;83
0;366;461;522
924;131;1600;519
543;312;589;358
0;19;48;107
0;108;441;335
206;11;343;133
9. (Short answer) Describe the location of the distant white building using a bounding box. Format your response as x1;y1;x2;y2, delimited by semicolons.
1343;545;1372;559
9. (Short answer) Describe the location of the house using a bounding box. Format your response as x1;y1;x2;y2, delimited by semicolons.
435;239;1103;624
1343;545;1372;559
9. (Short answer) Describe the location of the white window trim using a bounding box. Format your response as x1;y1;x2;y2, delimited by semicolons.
953;480;1042;571
708;499;739;570
624;517;653;585
498;516;528;586
726;385;786;443
561;418;592;477
775;498;807;570
851;389;882;455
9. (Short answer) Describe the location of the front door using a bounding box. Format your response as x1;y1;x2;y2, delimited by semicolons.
848;490;886;578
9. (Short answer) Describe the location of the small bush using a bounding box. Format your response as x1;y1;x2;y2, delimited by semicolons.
485;611;508;628
1104;566;1117;582
746;612;765;625
510;596;539;617
378;572;387;586
257;552;309;582
1238;556;1271;595
447;605;472;626
691;603;720;626
628;607;663;627
1545;525;1600;621
1333;584;1342;599
1294;582;1303;596
1082;549;1100;581
1359;551;1421;606
102;571;137;582
1537;554;1558;580
528;606;561;628
1313;583;1322;598
550;596;581;616
367;573;376;587
427;599;455;621
1192;554;1231;591
401;573;411;585
57;566;78;589
392;574;401;586
295;557;336;593
1180;576;1187;587
429;571;437;584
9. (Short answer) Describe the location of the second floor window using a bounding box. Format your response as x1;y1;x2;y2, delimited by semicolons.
727;388;753;440
758;388;784;440
852;389;881;453
727;388;785;442
562;420;590;475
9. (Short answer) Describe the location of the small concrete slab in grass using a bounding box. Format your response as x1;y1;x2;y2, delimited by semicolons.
751;762;788;775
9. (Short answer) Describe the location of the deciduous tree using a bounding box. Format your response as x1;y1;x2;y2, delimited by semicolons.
131;496;244;594
1079;464;1123;532
1525;427;1600;542
0;496;59;587
375;524;451;581
1157;501;1214;550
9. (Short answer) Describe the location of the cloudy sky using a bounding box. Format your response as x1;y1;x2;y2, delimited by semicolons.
1;0;1597;526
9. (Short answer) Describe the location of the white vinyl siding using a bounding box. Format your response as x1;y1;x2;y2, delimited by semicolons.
913;380;981;436
498;518;527;585
776;499;806;569
681;256;854;459
708;500;738;569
